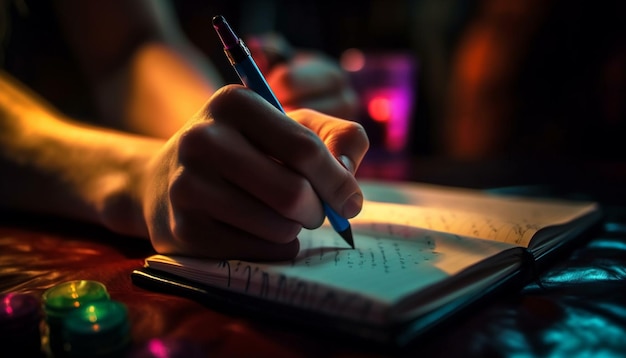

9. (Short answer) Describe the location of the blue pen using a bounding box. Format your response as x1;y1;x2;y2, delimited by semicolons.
212;15;354;249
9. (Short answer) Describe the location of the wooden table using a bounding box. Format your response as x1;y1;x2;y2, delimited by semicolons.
2;157;626;357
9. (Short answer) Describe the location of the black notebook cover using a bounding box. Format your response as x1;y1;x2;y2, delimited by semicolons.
131;257;529;350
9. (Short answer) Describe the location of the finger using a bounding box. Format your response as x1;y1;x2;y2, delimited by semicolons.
289;109;370;174
206;85;364;218
169;164;302;244
178;121;325;228
160;210;300;260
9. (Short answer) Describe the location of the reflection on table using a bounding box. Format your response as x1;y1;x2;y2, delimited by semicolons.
2;158;626;357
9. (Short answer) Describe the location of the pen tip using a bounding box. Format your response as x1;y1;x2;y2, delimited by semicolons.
339;226;355;249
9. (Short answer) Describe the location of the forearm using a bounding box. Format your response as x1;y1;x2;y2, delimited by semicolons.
52;0;223;138
0;72;161;238
97;42;221;138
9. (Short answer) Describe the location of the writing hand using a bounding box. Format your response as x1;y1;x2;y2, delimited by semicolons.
143;85;368;260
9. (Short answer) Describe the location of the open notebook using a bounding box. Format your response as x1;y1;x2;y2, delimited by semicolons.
132;181;602;346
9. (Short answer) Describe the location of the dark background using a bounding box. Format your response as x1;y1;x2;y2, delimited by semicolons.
169;0;626;161
2;0;625;161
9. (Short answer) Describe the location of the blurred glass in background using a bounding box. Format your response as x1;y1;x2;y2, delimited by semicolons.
341;49;417;156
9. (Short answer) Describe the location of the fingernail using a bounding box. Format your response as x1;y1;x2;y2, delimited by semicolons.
339;155;355;174
343;193;363;218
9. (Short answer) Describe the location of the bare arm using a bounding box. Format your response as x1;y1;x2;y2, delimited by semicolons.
52;0;357;137
0;71;159;236
0;72;368;260
52;0;224;137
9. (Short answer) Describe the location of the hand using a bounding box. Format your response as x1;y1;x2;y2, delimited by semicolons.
267;52;359;121
142;85;369;260
247;34;359;120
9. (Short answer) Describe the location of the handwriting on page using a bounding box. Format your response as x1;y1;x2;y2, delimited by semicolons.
359;201;543;246
149;200;519;324
207;212;515;323
149;185;596;325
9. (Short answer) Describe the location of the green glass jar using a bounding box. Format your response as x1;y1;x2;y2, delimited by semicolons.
63;300;131;357
42;280;111;356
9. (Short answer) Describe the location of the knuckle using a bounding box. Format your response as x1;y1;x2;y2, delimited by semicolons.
340;120;369;144
289;127;327;165
167;168;197;209
273;221;303;244
327;120;370;154
345;119;367;136
205;84;250;119
274;177;313;216
178;125;208;163
178;122;228;166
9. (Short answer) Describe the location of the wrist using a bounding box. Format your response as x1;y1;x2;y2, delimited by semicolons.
96;137;163;239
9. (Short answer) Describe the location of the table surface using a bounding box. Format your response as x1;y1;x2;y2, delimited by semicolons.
2;157;626;357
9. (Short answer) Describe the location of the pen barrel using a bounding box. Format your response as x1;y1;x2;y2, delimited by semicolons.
223;39;250;64
224;40;284;113
234;57;284;113
324;203;349;233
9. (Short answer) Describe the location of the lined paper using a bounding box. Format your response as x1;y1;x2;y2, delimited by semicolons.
145;182;598;324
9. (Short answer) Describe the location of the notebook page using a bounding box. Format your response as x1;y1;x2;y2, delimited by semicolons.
147;200;516;324
145;182;598;325
360;181;597;246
